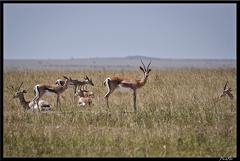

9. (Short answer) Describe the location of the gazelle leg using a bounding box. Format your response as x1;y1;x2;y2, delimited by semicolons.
38;102;41;112
32;86;39;102
73;86;77;102
104;78;113;112
32;86;40;112
104;96;109;111
57;95;61;111
61;95;66;101
133;90;137;113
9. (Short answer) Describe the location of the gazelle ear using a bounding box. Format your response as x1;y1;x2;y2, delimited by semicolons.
63;75;68;79
23;90;27;93
140;66;145;72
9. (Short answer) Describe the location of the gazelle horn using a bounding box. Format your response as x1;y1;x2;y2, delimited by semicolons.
18;82;23;91
223;81;228;90
147;60;152;70
141;59;146;71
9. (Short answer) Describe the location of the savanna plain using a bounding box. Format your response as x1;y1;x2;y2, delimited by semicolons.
3;68;236;157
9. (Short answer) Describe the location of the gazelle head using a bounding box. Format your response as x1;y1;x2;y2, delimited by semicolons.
12;82;26;99
139;59;151;78
220;81;234;99
84;76;94;86
63;75;73;87
12;90;27;99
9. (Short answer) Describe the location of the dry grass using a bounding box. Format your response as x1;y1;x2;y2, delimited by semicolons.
3;68;236;157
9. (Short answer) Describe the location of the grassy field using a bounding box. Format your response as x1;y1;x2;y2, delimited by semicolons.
3;68;236;157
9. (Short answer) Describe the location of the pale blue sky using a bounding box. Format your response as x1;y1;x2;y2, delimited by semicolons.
4;3;236;60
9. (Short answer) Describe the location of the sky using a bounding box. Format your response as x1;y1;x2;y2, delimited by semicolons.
3;3;236;60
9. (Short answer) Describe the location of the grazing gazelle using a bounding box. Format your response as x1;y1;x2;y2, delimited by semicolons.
12;82;53;111
103;60;151;113
220;81;234;100
55;76;94;97
32;76;72;111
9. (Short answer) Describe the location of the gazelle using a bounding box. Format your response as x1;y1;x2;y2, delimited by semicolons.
32;76;72;111
220;81;234;100
77;97;94;107
75;88;94;107
75;89;94;98
12;83;53;111
55;76;94;97
103;60;151;113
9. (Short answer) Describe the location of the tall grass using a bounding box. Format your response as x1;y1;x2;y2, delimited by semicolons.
3;69;236;157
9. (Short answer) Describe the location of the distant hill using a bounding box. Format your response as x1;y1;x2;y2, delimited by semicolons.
125;55;154;60
4;57;236;71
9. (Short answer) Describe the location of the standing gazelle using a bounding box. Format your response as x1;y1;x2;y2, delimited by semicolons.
103;60;151;113
32;76;72;111
55;76;94;98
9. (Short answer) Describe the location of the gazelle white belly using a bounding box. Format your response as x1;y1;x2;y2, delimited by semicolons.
116;85;133;92
79;102;86;106
45;90;57;96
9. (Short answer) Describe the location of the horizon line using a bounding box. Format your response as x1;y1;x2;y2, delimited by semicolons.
3;56;236;61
